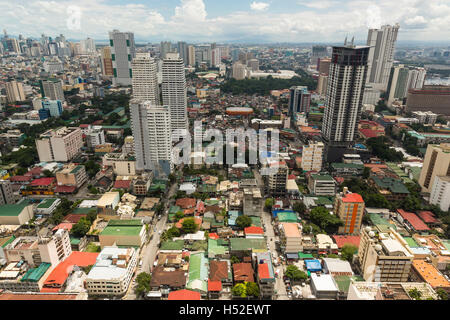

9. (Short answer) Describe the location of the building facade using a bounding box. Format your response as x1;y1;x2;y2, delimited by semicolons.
109;30;136;86
131;53;159;106
35;127;83;162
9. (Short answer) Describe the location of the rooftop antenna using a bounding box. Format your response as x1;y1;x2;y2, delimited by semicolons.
351;36;355;46
344;35;348;46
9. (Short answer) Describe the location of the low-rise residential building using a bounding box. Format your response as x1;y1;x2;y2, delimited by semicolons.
254;251;276;299
55;164;87;191
85;247;138;297
310;273;339;300
369;176;410;202
99;220;147;248
301;141;324;172
0;130;25;148
35;127;83;162
334;189;365;235
358;227;414;282
307;173;336;196
97;192;120;216
410;259;450;294
0;201;34;225
36;198;61;215
242;187;263;217
103;153;137;176
347;281;438;300
279;222;302;254
322;258;354;277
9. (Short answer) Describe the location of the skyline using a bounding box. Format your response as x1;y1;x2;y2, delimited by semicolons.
2;0;450;43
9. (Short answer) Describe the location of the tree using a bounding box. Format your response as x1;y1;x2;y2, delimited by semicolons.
86;211;97;224
293;202;306;215
165;227;181;239
264;198;274;210
71;217;91;237
408;288;422;300
181;218;197;234
230;256;241;264
285;265;307;281
236;215;252;229
309;206;343;234
246;282;260;297
175;211;184;220
232;283;247;298
135;272;151;297
362;167;371;179
43;170;54;177
341;244;358;263
436;288;448;300
402;195;422;212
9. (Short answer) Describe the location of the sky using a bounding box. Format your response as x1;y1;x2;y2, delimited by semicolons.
2;0;450;43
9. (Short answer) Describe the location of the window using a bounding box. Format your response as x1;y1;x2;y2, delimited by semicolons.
110;39;113;46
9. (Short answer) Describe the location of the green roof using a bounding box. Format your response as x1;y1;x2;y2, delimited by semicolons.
404;237;420;247
298;252;314;259
277;211;298;223
169;205;182;214
442;240;450;251
100;225;143;236
0;202;31;217
70;237;81;245
37;198;58;209
371;176;410;194
21;263;51;282
188;252;209;281
230;238;266;251
0;235;15;248
107;219;142;226
160;240;184;250
208;239;228;256
369;213;397;230
314;197;334;205
334;275;351;293
70;165;84;174
250;216;262;227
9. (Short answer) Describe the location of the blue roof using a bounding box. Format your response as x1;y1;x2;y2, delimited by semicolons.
272;209;295;218
304;259;322;272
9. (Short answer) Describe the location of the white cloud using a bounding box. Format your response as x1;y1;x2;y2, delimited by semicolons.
0;0;448;42
297;0;337;9
250;2;270;11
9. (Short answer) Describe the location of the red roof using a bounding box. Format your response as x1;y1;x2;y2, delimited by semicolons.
417;211;440;224
25;167;43;176
9;175;33;182
52;223;73;232
55;185;77;193
258;263;271;280
244;226;264;235
332;235;361;248
233;263;254;282
342;193;364;203
0;292;78;300
209;233;219;240
288;174;296;180
63;214;86;224
176;198;197;209
359;128;379;138
113;180;131;189
196;201;205;213
79;124;90;128
42;251;99;290
30;177;55;187
175;217;202;229
167;289;201;300
208;280;222;292
397;209;430;231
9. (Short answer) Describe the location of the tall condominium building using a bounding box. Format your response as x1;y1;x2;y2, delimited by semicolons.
358;226;413;282
101;46;114;77
130;99;173;175
5;81;26;103
334;188;365;235
386;65;426;107
232;62;247;80
317;74;328;96
131;53;159;106
301;141;324;172
430;176;450;212
311;45;328;66
288;86;311;115
177;41;188;65
406;85;450;116
317;57;331;75
40;99;63;118
35;127;83;162
265;160;289;196
40;79;65;101
0;180;15;205
80;38;95;54
160;41;172;59
162;53;188;134
321;45;370;162
366;24;400;90
109;30;135;86
187;45;196;66
418;143;450;193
